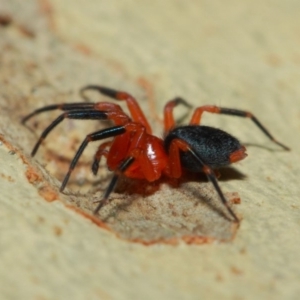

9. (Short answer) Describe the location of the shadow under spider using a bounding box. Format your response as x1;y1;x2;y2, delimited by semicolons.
97;170;244;223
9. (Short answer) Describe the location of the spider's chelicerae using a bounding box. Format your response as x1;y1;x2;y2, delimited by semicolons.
22;85;290;223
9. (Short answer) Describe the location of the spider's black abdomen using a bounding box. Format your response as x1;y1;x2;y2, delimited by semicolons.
164;125;243;171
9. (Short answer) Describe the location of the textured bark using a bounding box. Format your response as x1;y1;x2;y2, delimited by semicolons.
0;0;299;299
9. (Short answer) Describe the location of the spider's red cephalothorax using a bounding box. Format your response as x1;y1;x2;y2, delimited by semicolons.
22;85;290;222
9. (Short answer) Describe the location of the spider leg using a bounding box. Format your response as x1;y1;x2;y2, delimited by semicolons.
60;126;126;192
92;141;112;175
61;116;155;191
21;102;96;124
30;108;131;157
80;85;152;134
94;147;158;214
93;122;162;214
93;156;135;215
31;110;111;156
23;101;128;125
163;97;193;133
167;138;239;223
189;105;290;150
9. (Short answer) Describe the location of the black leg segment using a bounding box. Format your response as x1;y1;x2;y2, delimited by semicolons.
80;85;123;102
60;126;126;192
170;97;193;109
31;110;109;156
22;102;96;124
93;156;135;214
187;147;239;222
219;108;290;150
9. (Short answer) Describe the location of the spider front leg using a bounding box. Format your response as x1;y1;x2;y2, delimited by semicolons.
93;146;159;214
166;138;239;223
25;103;130;157
93;122;162;214
59;122;143;192
30;110;112;157
21;102;96;124
61;122;148;192
189;105;290;151
22;100;129;129
22;102;132;191
60;126;126;192
80;85;152;134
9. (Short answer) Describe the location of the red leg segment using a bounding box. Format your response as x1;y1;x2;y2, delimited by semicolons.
165;139;190;178
106;123;147;173
92;141;112;175
81;85;152;134
115;91;152;134
189;105;289;150
164;101;177;133
93;103;131;126
106;131;131;171
163;97;192;133
189;105;220;125
123;148;158;182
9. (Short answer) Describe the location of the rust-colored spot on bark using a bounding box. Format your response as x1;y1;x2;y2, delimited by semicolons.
231;266;243;275
38;0;56;30
17;25;36;38
25;166;43;184
53;226;63;236
73;43;92;55
0;173;15;182
38;184;59;202
64;204;111;231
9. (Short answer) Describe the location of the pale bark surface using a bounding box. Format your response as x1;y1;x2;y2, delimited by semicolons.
0;0;300;299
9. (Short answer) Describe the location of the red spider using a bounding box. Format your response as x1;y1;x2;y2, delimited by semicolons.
22;85;290;222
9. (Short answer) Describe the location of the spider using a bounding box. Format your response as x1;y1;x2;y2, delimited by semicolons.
22;85;290;223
